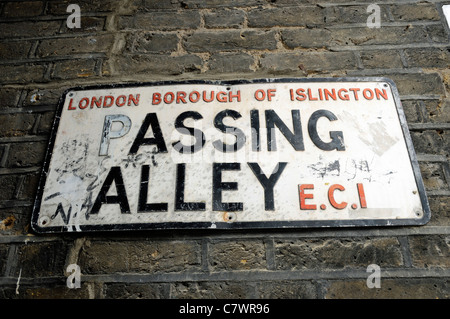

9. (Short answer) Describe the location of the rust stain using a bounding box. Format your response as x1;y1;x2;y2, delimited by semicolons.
0;215;16;230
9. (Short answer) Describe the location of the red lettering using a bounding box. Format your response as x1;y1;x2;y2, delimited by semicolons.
177;91;187;104
189;91;200;103
152;93;161;105
229;90;241;102
164;92;174;104
254;89;265;101
203;91;214;102
338;89;349;101
128;94;140;106
357;183;367;208
328;184;347;209
68;98;76;110
349;88;360;100
296;88;306;101
115;95;126;107
217;91;227;102
79;97;89;109
103;96;114;108
299;184;316;210
323;88;336;101
375;88;388;100
267;89;276;101
362;88;374;100
307;88;318;101
91;96;103;108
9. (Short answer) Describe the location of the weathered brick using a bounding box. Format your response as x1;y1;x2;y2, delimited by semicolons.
60;17;106;34
0;88;22;108
259;51;356;74
110;54;202;76
204;9;245;29
19;284;94;299
22;88;63;107
426;99;450;123
179;0;264;9
326;279;450;299
428;196;450;226
208;53;254;73
275;238;403;270
130;32;179;53
0;175;20;200
258;280;317;299
0;21;61;39
15;241;69;277
52;59;98;79
404;47;450;68
5;141;47;168
400;100;423;124
209;240;266;271
390;4;441;22
0;64;46;84
183;30;277;52
360;50;403;69
130;0;180;11
0;42;32;60
419;162;448;191
119;11;201;31
0;113;37;137
410;130;449;156
171;281;251;298
46;0;119;14
104;283;169;299
36;35;114;58
79;240;201;274
409;235;450;268
2;1;44;18
37;112;56;134
0;245;9;276
389;73;445;96
324;5;390;24
248;7;324;27
16;172;40;201
281;28;332;49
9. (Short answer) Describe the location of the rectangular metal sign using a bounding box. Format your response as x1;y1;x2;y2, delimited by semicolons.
31;78;430;233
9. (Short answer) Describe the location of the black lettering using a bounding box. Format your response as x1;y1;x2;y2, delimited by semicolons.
212;163;243;211
266;109;304;151
308;110;345;151
212;109;246;152
248;162;287;210
90;166;131;216
250;109;260;152
51;203;72;225
175;163;206;211
129;113;167;154
172;111;205;154
138;165;168;212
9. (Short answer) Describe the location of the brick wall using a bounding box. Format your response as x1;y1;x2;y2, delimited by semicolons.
0;0;449;299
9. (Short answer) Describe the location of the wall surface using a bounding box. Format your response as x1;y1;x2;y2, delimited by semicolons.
0;0;449;299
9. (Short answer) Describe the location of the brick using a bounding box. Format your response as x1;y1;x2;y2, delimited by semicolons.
360;50;403;69
130;0;180;11
19;284;93;299
0;175;20;201
15;241;69;277
60;17;106;34
281;29;332;49
130;32;179;53
248;7;324;27
409;235;450;268
16;172;40;201
389;73;445;96
204;9;245;29
410;130;449;156
5;141;47;168
0;245;9;276
37;112;57;134
400;100;423;123
0;42;32;60
22;88;64;107
0;113;37;137
209;240;266;271
390;4;441;22
426;99;450;123
258;280;317;298
52;59;97;79
404;48;450;68
0;64;46;84
208;53;254;73
104;283;169;299
36;35;114;58
171;281;251;298
0;21;61;39
183;30;277;52
427;196;450;226
2;1;44;18
110;54;202;76
120;12;201;31
46;0;119;14
79;240;201;274
419;162;448;191
275;238;403;270
326;279;450;299
324;5;390;24
426;25;449;43
0;88;22;108
259;51;356;74
179;0;264;9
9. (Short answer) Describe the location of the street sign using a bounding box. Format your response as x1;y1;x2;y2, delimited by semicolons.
31;78;430;233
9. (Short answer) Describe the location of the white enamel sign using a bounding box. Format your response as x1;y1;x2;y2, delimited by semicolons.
31;78;430;233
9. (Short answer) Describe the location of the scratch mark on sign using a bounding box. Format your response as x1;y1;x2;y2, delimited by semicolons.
308;160;340;178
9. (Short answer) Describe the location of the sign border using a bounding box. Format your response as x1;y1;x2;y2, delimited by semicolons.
30;77;431;233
